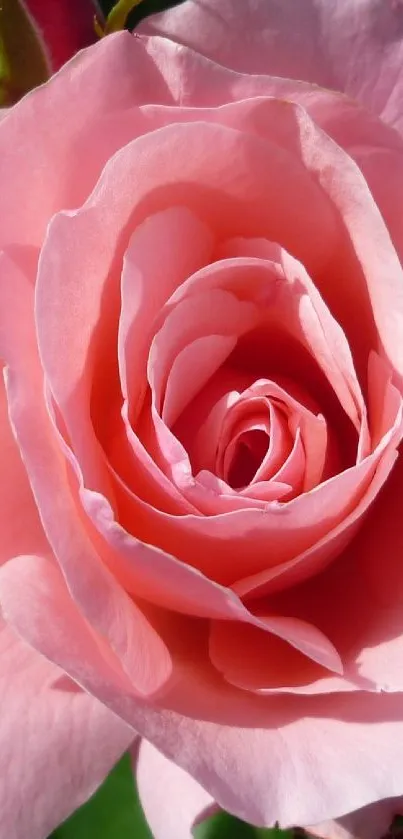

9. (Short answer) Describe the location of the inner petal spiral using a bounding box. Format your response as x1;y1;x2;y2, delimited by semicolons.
226;428;270;489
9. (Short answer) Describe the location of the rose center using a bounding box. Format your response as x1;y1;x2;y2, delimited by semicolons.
225;429;269;490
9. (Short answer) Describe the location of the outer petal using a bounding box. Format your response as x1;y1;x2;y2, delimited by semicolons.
0;252;173;700
135;739;215;839
315;0;403;136
0;374;49;564
132;693;403;830
308;797;403;839
4;545;403;829
138;0;403;133
138;0;332;85
0;617;134;839
136;766;403;839
0;32;174;252
2;30;403;257
259;448;403;694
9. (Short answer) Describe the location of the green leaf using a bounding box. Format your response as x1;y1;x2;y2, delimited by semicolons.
391;815;403;835
195;812;256;838
195;811;295;839
0;31;11;106
50;753;152;839
254;827;295;838
97;0;188;31
95;0;146;35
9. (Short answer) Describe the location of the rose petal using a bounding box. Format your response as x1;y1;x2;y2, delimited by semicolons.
0;33;173;251
130;41;403;276
2;29;403;251
265;428;305;493
0;555;138;696
228;380;329;491
194;470;291;508
149;287;258;417
0;372;49;565
308;797;403;839
234;443;399;599
138;0;403;135
162;334;238;429
0;616;134;839
135;693;403;829
114;430;399;588
316;0;403;136
135;739;215;839
35;110;337;501
106;400;199;517
209;620;345;694
4;551;403;831
263;448;403;693
0;256;173;696
210;614;343;688
112;69;403;385
118;206;213;422
138;0;332;84
367;351;402;448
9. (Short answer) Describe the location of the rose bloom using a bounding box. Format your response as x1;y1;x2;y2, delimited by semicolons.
2;1;403;837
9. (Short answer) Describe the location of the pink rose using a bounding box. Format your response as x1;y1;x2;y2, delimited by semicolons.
1;2;403;837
